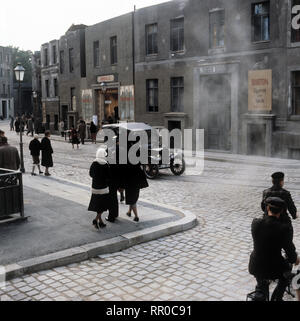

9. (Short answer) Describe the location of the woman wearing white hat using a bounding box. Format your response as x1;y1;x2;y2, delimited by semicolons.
88;148;112;229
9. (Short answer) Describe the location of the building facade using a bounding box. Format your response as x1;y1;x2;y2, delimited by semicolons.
59;24;87;129
37;0;300;159
41;40;60;131
85;13;134;126
0;46;14;119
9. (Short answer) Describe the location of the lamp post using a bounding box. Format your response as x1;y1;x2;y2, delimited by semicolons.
14;63;25;173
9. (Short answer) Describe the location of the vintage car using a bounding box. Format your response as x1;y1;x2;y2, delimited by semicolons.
99;122;186;179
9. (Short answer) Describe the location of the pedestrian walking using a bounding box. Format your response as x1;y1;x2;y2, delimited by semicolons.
88;148;112;229
59;120;65;138
10;116;14;131
70;126;80;149
15;117;20;133
41;131;53;176
29;135;43;176
249;197;300;301
78;120;86;145
27;117;34;136
0;137;20;170
90;121;97;144
123;163;149;222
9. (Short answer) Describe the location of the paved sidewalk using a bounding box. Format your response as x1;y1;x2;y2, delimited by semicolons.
0;174;196;278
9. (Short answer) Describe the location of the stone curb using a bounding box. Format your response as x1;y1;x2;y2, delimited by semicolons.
4;179;198;281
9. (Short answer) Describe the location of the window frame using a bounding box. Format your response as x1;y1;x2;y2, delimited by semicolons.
209;9;225;49
292;70;300;115
146;23;158;55
170;17;184;52
60;50;64;74
45;79;50;98
171;77;184;112
93;41;100;67
146;79;159;113
69;48;74;73
110;36;118;65
251;1;271;43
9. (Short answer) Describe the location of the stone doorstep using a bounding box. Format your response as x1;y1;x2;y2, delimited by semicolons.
3;207;198;282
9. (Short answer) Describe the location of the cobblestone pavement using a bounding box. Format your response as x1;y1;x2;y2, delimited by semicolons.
1;121;300;301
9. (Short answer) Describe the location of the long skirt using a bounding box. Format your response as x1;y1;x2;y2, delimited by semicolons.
88;193;112;213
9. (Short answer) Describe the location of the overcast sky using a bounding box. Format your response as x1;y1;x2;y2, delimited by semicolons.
0;0;170;52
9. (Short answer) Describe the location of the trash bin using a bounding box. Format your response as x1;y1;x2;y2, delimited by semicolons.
0;169;24;220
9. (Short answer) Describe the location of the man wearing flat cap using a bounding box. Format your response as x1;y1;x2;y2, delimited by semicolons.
261;172;298;232
249;197;300;301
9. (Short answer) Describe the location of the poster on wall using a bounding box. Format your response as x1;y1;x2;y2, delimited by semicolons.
81;89;93;122
248;69;272;111
119;85;135;121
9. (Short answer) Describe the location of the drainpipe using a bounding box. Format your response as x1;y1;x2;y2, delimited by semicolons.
132;5;136;121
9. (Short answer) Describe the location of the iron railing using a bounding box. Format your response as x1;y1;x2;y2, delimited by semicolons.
0;168;24;219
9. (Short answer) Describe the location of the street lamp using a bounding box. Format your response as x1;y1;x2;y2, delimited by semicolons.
14;63;25;173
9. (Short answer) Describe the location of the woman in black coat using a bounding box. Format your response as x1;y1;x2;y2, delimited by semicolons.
88;148;112;229
122;163;149;222
41;131;53;176
70;126;80;149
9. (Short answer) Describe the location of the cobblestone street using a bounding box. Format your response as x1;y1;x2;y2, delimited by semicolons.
1;121;300;301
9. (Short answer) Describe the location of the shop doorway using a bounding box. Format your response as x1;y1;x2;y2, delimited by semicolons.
104;89;118;123
201;75;231;151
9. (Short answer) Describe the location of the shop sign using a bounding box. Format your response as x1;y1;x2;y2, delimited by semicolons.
97;75;115;83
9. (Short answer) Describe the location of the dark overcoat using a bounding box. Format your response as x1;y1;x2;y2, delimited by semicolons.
29;139;41;156
88;161;112;213
249;216;297;280
41;137;53;167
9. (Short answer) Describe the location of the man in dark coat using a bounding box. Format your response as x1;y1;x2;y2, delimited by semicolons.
78;120;86;145
41;131;53;176
261;172;298;235
29;135;43;176
0;137;20;170
249;197;300;301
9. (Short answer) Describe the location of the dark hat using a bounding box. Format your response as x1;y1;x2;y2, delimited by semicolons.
265;197;286;209
271;172;285;180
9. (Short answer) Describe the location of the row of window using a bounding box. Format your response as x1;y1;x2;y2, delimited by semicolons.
44;78;58;98
0;52;11;64
144;2;270;55
0;83;11;96
146;77;184;113
43;45;57;67
146;72;300;116
93;36;118;68
0;68;11;78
